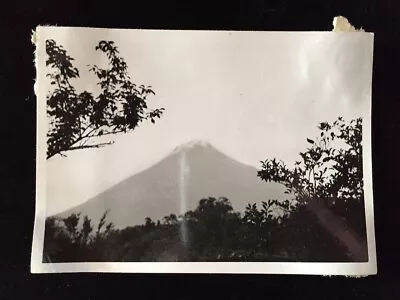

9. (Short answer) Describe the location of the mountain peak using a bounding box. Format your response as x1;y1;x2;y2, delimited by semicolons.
172;139;213;154
59;138;287;228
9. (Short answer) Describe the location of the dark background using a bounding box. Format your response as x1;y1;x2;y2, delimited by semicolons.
2;0;400;299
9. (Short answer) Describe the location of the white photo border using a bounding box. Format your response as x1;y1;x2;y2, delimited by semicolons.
31;27;376;275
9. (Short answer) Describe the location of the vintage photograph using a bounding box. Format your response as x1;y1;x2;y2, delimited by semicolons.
32;27;376;274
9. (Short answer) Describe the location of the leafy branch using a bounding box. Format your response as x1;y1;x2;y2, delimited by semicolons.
257;117;367;261
46;39;165;159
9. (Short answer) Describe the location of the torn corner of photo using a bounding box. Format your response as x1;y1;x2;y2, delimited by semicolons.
31;21;376;276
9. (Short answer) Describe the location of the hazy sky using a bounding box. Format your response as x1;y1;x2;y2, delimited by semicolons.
38;28;374;215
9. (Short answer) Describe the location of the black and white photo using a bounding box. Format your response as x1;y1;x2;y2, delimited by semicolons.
32;27;376;275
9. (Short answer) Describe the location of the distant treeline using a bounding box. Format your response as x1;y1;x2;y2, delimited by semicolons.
43;197;350;262
43;117;367;263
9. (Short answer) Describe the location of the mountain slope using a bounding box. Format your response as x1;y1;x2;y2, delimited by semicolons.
56;140;287;228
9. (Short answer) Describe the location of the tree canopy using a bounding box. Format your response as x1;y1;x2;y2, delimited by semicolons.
257;117;367;260
46;39;164;159
44;196;349;263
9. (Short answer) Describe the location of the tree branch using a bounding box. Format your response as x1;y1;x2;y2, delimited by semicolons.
67;141;115;151
97;130;126;137
80;126;98;141
48;128;127;159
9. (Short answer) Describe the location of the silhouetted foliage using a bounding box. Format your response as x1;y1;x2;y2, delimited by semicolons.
43;211;116;262
46;39;164;159
44;197;347;263
181;197;242;259
257;117;367;260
